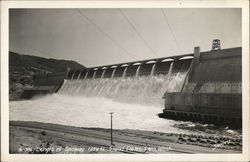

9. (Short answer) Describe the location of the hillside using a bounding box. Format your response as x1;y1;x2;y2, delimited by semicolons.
9;51;85;100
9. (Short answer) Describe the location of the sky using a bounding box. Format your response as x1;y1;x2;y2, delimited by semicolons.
9;8;241;67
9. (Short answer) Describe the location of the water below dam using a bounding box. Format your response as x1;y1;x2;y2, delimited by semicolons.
9;71;241;138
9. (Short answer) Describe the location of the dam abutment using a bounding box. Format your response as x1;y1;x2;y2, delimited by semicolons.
163;46;242;127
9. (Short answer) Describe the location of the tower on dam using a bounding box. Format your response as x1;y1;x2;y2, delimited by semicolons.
211;39;221;50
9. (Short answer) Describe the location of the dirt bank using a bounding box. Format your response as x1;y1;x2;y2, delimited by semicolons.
9;121;242;154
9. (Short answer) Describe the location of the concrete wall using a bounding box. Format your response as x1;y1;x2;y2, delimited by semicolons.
183;82;241;94
33;72;66;87
164;93;241;117
163;47;242;124
182;47;242;94
21;72;66;99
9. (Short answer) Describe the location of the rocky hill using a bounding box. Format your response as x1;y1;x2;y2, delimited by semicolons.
9;51;85;100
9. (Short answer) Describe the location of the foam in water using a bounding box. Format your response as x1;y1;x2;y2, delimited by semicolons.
10;95;180;133
9;94;241;137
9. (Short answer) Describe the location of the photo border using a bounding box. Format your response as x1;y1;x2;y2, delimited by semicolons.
1;0;249;161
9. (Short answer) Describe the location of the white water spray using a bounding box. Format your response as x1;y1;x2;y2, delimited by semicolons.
150;64;156;76
58;69;187;106
111;68;116;78
101;69;106;78
84;71;88;79
122;67;128;78
77;72;81;80
93;70;97;79
71;72;75;80
135;65;141;77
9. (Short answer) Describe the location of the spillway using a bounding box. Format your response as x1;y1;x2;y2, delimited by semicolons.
11;50;203;135
15;44;242;135
57;52;193;107
58;71;188;107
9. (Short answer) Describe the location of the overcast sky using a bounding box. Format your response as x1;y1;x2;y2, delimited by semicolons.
9;8;241;67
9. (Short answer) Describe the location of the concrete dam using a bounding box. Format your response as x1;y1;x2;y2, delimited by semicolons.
22;44;242;127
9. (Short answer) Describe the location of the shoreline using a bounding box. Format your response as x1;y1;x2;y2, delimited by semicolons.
9;120;242;154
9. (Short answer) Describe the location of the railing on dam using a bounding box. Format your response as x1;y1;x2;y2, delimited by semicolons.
66;54;194;80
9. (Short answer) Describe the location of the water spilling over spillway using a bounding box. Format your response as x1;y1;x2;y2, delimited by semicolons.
11;61;194;133
9;70;240;137
10;47;243;137
58;71;187;107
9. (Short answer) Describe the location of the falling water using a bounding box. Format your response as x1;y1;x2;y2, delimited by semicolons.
71;72;75;80
150;64;156;76
111;68;116;78
58;68;187;107
168;62;174;76
77;72;81;80
93;70;97;79
101;69;106;78
135;65;141;77
122;67;128;78
84;71;89;79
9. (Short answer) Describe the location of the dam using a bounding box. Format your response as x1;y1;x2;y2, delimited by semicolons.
21;41;242;127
